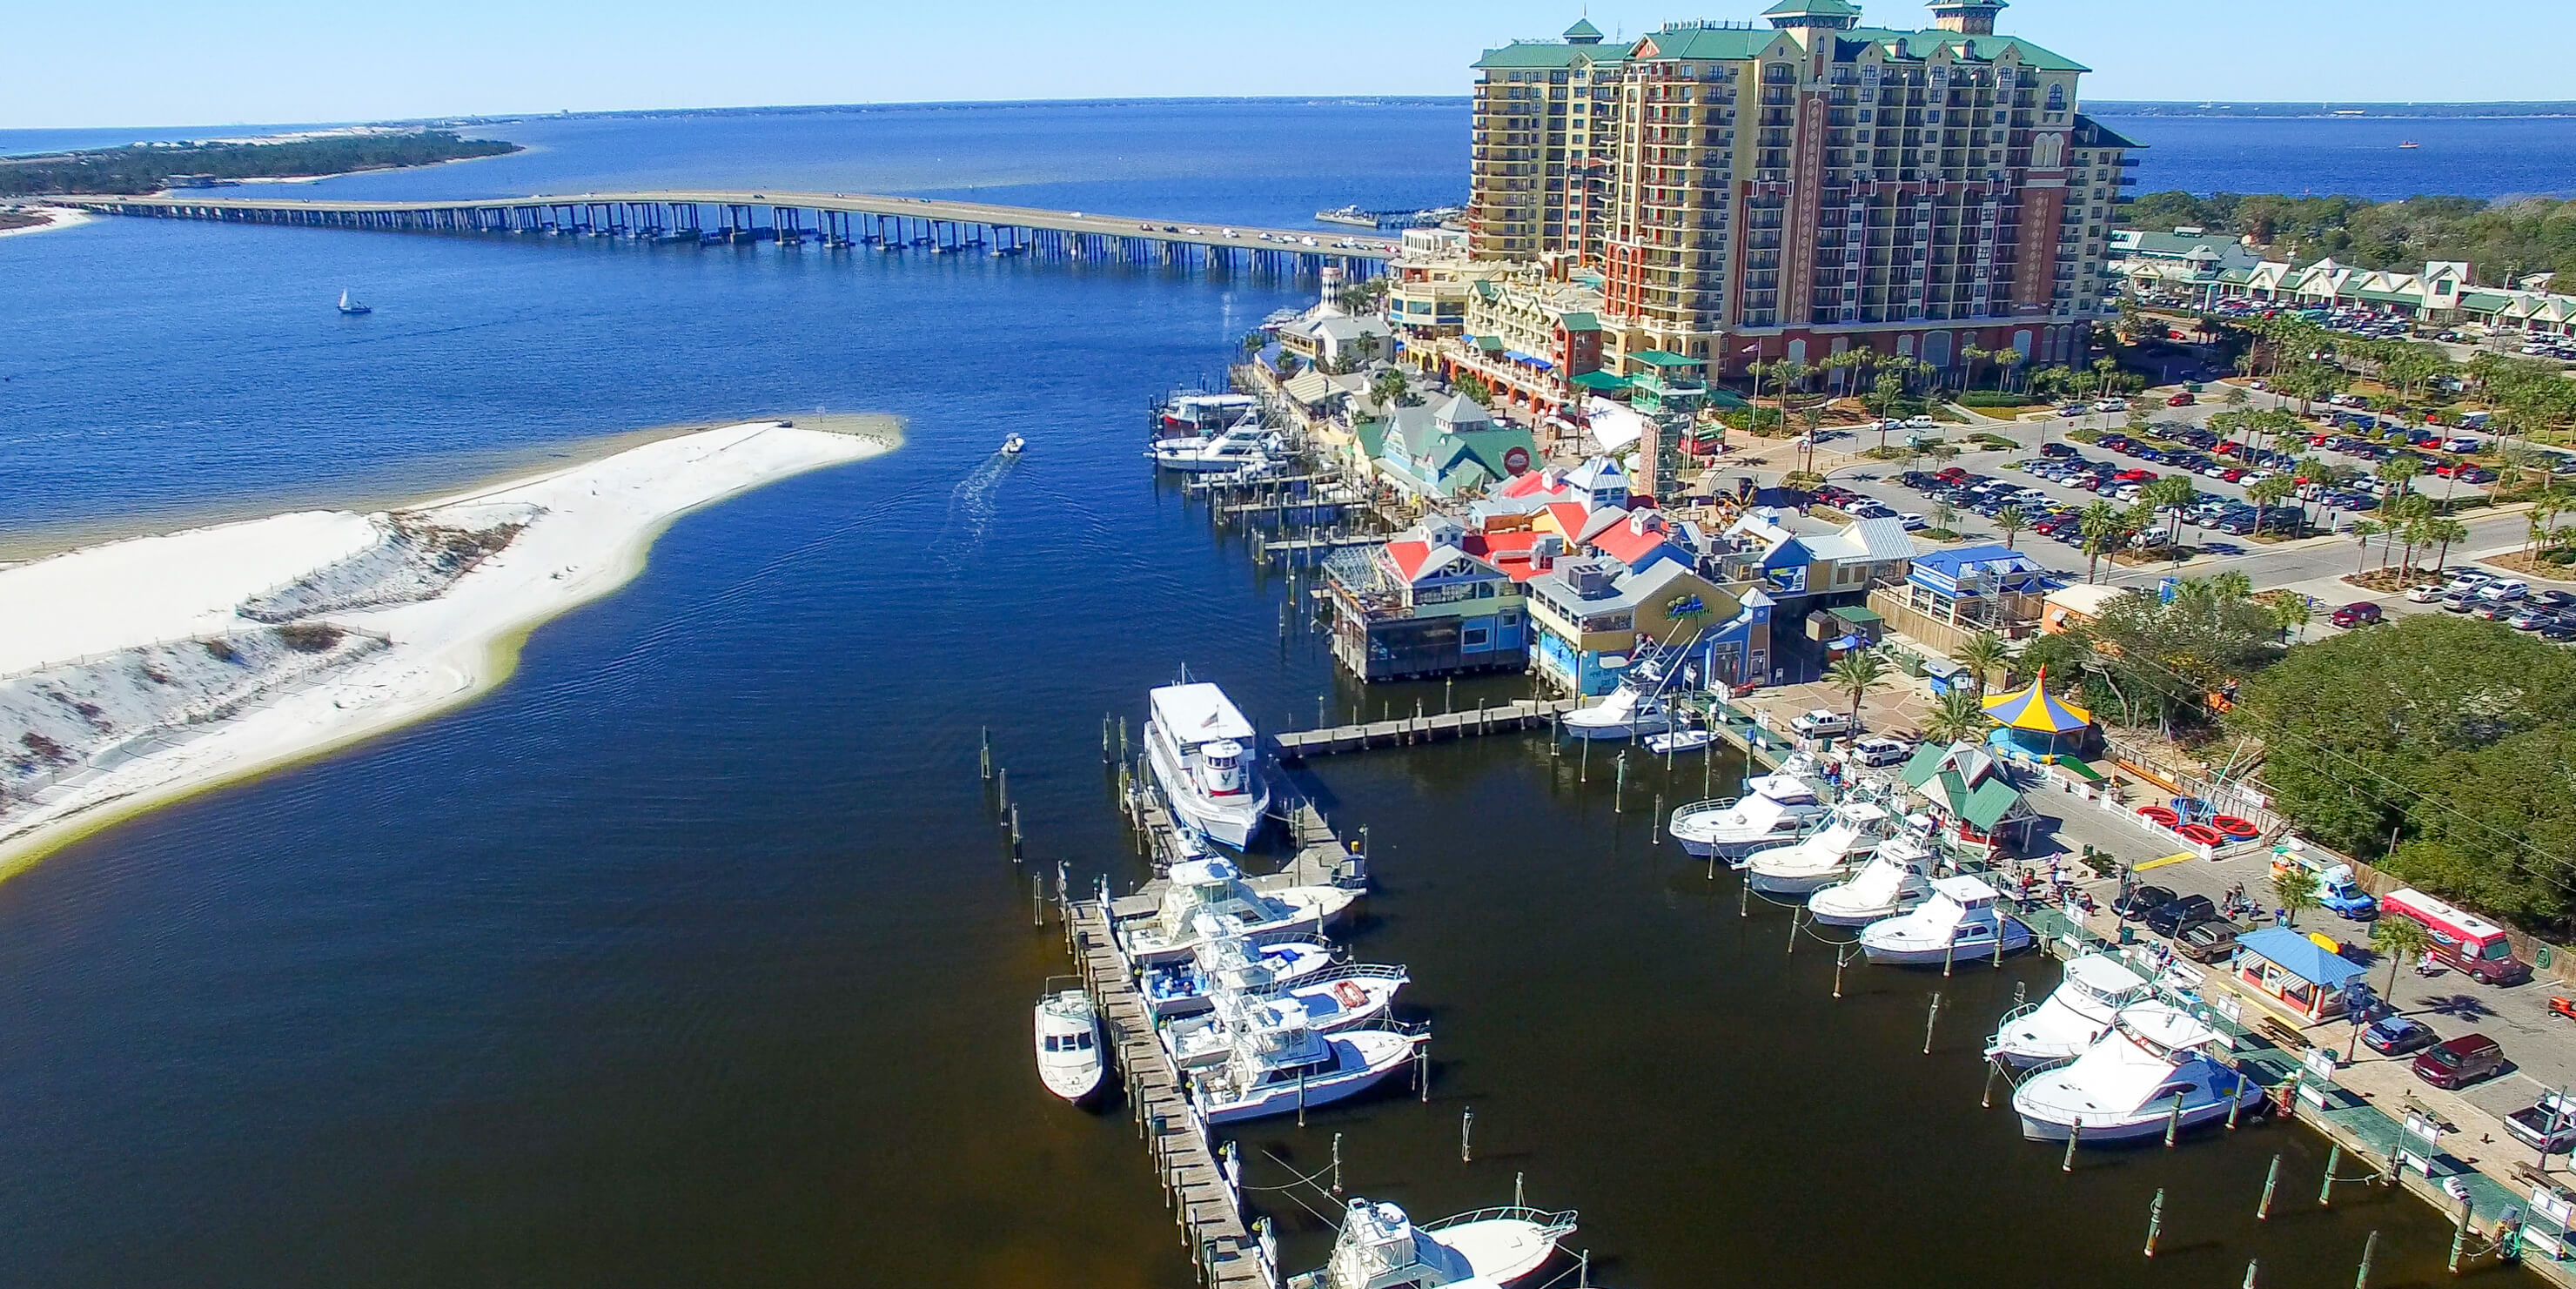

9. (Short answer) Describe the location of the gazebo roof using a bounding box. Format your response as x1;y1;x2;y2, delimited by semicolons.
1981;668;2092;734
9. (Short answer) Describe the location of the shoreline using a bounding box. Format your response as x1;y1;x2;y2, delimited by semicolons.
0;205;95;240
0;415;902;880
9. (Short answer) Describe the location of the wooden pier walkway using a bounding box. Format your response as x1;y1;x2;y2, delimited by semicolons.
1065;899;1274;1288
1272;698;1582;760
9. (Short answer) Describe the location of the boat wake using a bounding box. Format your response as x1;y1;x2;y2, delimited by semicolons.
936;450;1016;564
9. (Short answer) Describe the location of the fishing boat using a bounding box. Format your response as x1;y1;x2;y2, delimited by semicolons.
1643;726;1714;755
1163;965;1410;1067
1144;680;1272;848
336;290;371;315
1033;980;1106;1103
1984;953;2154;1069
1742;801;1890;894
2398;140;2421;149
1141;929;1336;1017
1560;685;1671;741
1187;1010;1423;1125
1291;1198;1579;1289
1152;391;1260;440
1858;875;2034;965
1117;860;1359;965
1150;421;1285;473
1000;433;1026;455
2012;1003;2264;1142
1667;757;1830;859
1806;829;1937;926
1315;205;1382;229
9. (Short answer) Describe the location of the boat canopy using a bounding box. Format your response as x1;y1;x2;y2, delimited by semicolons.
1152;682;1257;746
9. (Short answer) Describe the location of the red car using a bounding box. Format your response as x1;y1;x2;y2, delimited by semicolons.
2330;602;2385;628
2167;392;2197;406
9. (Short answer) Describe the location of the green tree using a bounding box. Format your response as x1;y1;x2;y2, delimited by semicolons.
1995;504;2029;550
2142;474;2199;547
2078;500;2128;582
2246;473;2299;538
2346;518;2383;575
1921;688;1990;745
2370;915;2431;1000
2271;866;2320;929
1956;630;2014;696
1827;648;1890;732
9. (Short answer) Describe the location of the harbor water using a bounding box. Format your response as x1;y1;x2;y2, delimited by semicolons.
0;104;2514;1287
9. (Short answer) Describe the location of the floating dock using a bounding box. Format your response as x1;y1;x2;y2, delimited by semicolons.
1272;698;1582;760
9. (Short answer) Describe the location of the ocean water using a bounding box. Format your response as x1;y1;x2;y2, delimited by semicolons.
2098;111;2576;200
0;102;2503;1288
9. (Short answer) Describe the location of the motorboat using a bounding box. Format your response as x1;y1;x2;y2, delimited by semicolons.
1000;433;1025;455
1117;861;1358;965
1150;421;1284;473
2012;1002;2264;1142
1806;830;1937;926
1144;680;1272;848
336;289;371;315
1667;756;1829;859
1140;931;1335;1017
1187;1010;1424;1125
1163;965;1410;1065
1984;953;2154;1069
1154;391;1259;440
1560;685;1671;741
1291;1198;1579;1289
1742;801;1890;894
1859;875;2035;965
1644;727;1714;755
1315;205;1382;228
1033;981;1106;1103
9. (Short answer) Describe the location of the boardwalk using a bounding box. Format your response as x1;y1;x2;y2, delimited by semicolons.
1066;897;1275;1289
1272;698;1582;760
66;190;1392;277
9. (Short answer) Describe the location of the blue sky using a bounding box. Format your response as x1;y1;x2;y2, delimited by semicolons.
12;0;2574;129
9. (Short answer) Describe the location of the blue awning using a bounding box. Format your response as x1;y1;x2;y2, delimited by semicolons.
2235;927;2366;990
1503;350;1555;371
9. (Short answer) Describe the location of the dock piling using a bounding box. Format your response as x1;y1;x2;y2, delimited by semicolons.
2063;1120;2081;1172
2356;1230;2378;1287
2244;1260;2258;1289
1613;751;1627;814
1652;794;1662;844
981;727;992;780
1103;714;1112;762
1031;872;1043;927
2446;1195;2472;1272
1787;905;1801;957
1981;1059;1998;1108
1923;991;1942;1054
1460;1106;1473;1164
2321;1144;2343;1206
2259;1152;2281;1219
2164;1093;2186;1148
2144;1187;2164;1258
1332;1133;1343;1195
1834;943;1850;997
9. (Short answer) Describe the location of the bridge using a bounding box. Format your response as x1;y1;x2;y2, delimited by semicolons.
64;189;1396;277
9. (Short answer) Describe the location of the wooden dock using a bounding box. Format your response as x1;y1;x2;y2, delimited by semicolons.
1272;698;1582;760
1065;899;1276;1288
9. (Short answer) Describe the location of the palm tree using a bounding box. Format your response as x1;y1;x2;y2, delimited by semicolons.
2378;454;2421;500
2246;474;2298;538
1994;347;2026;393
2347;519;2383;575
2143;474;2199;547
1959;344;1990;392
1932;500;1959;534
2371;915;2431;999
2093;355;2121;398
2271;867;2320;929
2267;593;2311;642
1995;504;2029;550
1826;648;1889;733
1921;688;1989;745
2077;501;2126;582
1956;630;2013;696
2421;517;2469;576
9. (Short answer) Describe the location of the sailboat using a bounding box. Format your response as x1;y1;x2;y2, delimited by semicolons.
336;290;371;316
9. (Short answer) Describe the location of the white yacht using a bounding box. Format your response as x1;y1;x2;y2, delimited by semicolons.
1000;433;1026;455
1188;1010;1423;1125
1163;965;1409;1065
1643;727;1714;755
1140;932;1335;1017
2013;1003;2263;1142
1668;757;1829;859
1291;1198;1579;1289
1984;953;2154;1069
1859;875;2035;965
1742;801;1890;894
1150;421;1285;473
1806;830;1937;926
1155;391;1259;440
1144;681;1272;849
1117;863;1358;965
1033;982;1106;1104
1561;685;1671;741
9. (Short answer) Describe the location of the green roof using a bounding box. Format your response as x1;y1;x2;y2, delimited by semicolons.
1472;334;1505;351
1571;370;1632;392
2352;286;2418;305
1563;17;1604;39
1960;777;2028;831
1628;350;1703;368
1633;26;1775;61
1475;39;1627;70
1560;311;1601;332
2072;113;2144;151
2459;291;2513;312
1838;27;2088;73
1762;0;1861;15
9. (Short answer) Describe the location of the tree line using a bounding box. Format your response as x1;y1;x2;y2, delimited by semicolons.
2124;189;2576;282
0;131;520;198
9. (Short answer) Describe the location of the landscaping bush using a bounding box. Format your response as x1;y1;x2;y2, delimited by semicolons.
1958;391;2043;408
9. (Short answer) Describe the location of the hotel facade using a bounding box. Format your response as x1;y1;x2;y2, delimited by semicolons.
1466;0;2136;387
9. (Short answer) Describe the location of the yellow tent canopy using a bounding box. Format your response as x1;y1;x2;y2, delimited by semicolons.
1981;667;2093;734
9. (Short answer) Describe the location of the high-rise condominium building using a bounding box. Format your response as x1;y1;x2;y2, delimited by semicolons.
1470;1;2137;381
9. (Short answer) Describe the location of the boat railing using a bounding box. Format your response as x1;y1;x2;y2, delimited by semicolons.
1670;796;1741;817
1280;962;1408;989
1356;1016;1432;1040
1420;1205;1580;1239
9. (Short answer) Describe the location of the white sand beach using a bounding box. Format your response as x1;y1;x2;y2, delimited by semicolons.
0;206;95;239
0;418;899;875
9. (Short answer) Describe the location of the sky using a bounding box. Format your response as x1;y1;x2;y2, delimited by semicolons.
10;0;2575;129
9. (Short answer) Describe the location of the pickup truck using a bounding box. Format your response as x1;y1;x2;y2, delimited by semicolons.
2510;1092;2576;1153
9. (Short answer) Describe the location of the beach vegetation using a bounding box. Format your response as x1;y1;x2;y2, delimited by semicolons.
0;131;520;198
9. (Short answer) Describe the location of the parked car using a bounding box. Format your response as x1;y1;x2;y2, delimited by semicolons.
2477;578;2530;602
2094;398;2129;413
1902;415;1938;430
1788;708;1855;737
2111;884;2177;921
2329;602;2385;628
2508;1091;2576;1153
2359;1016;2438;1057
2173;918;2245;964
2405;583;2448;604
2430;936;2534;985
1850;735;1915;767
2167;392;2197;406
2412;1033;2506;1090
2144;894;2219;937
